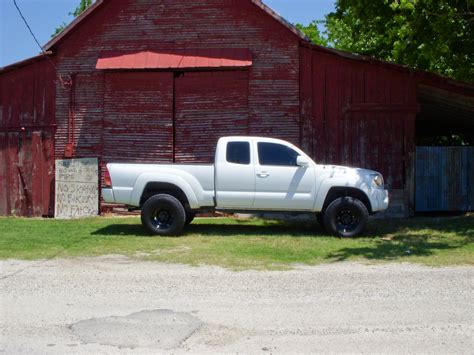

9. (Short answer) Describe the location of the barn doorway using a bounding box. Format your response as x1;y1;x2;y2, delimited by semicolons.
98;49;252;165
174;70;249;163
415;84;474;212
102;70;249;165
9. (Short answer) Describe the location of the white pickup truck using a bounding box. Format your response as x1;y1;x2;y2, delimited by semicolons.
103;137;389;237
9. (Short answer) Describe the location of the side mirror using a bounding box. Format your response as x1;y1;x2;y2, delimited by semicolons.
296;156;310;167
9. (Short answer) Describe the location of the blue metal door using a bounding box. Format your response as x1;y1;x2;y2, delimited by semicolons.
416;147;473;212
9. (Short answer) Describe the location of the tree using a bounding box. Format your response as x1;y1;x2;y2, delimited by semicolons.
295;20;328;46
52;0;94;37
299;0;474;83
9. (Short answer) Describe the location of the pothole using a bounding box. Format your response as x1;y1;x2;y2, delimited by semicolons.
70;309;202;349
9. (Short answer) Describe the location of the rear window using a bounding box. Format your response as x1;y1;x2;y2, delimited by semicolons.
226;142;251;165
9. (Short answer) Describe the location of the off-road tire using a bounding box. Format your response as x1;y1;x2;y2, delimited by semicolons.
316;213;325;230
141;194;186;236
323;197;369;238
185;211;196;226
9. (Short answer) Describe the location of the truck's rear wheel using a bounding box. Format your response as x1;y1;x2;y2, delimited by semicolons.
323;197;368;238
141;194;186;236
185;211;196;226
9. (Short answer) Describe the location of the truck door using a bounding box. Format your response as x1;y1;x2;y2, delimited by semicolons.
253;142;315;210
215;141;255;208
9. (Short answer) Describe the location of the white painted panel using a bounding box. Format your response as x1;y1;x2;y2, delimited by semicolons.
55;158;99;219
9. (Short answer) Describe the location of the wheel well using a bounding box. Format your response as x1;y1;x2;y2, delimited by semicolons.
322;187;372;214
140;182;190;210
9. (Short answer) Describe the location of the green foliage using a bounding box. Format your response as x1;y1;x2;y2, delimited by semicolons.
52;22;68;37
417;134;472;146
295;20;328;46
1;216;472;269
71;0;93;17
299;0;474;82
52;0;93;38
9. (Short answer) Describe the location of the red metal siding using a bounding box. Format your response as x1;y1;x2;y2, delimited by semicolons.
175;71;249;163
54;0;300;161
75;73;105;157
0;60;55;216
56;72;106;158
300;48;418;191
103;72;174;163
299;47;313;157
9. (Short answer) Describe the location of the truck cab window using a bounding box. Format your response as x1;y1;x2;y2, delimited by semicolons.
258;142;299;166
226;142;251;165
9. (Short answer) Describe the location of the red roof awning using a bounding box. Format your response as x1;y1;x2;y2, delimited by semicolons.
96;49;253;70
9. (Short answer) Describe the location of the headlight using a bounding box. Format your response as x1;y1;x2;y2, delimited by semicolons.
371;174;385;189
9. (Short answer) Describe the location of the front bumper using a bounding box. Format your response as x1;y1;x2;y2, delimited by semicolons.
102;188;115;203
372;189;389;212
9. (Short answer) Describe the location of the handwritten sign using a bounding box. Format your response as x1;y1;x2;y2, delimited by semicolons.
55;158;99;219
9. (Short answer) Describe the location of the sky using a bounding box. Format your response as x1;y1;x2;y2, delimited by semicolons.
0;0;336;67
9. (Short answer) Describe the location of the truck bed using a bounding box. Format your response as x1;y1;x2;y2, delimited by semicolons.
107;163;215;207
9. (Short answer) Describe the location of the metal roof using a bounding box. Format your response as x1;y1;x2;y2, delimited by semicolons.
302;42;474;96
0;52;53;75
96;49;253;70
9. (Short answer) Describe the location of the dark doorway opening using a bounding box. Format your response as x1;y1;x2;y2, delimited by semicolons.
415;84;474;212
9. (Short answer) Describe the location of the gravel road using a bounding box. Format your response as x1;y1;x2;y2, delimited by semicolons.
1;257;473;354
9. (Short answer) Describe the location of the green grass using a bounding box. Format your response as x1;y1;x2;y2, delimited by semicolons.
0;216;473;269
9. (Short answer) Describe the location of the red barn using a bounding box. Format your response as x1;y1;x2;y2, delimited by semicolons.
1;0;473;217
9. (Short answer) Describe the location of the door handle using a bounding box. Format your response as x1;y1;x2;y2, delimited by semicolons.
257;172;270;178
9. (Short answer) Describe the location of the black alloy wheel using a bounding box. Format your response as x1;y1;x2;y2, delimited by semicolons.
141;194;186;236
323;197;369;238
153;208;174;229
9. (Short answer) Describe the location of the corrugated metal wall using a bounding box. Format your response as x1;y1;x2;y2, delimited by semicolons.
300;47;418;215
175;71;249;163
300;47;418;190
416;147;473;212
70;72;104;157
103;72;174;163
0;60;55;216
54;0;300;165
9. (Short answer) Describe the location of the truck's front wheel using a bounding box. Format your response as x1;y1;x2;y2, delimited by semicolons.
323;197;369;238
141;194;186;236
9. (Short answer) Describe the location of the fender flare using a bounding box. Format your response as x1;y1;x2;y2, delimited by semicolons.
314;178;372;212
130;173;200;209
